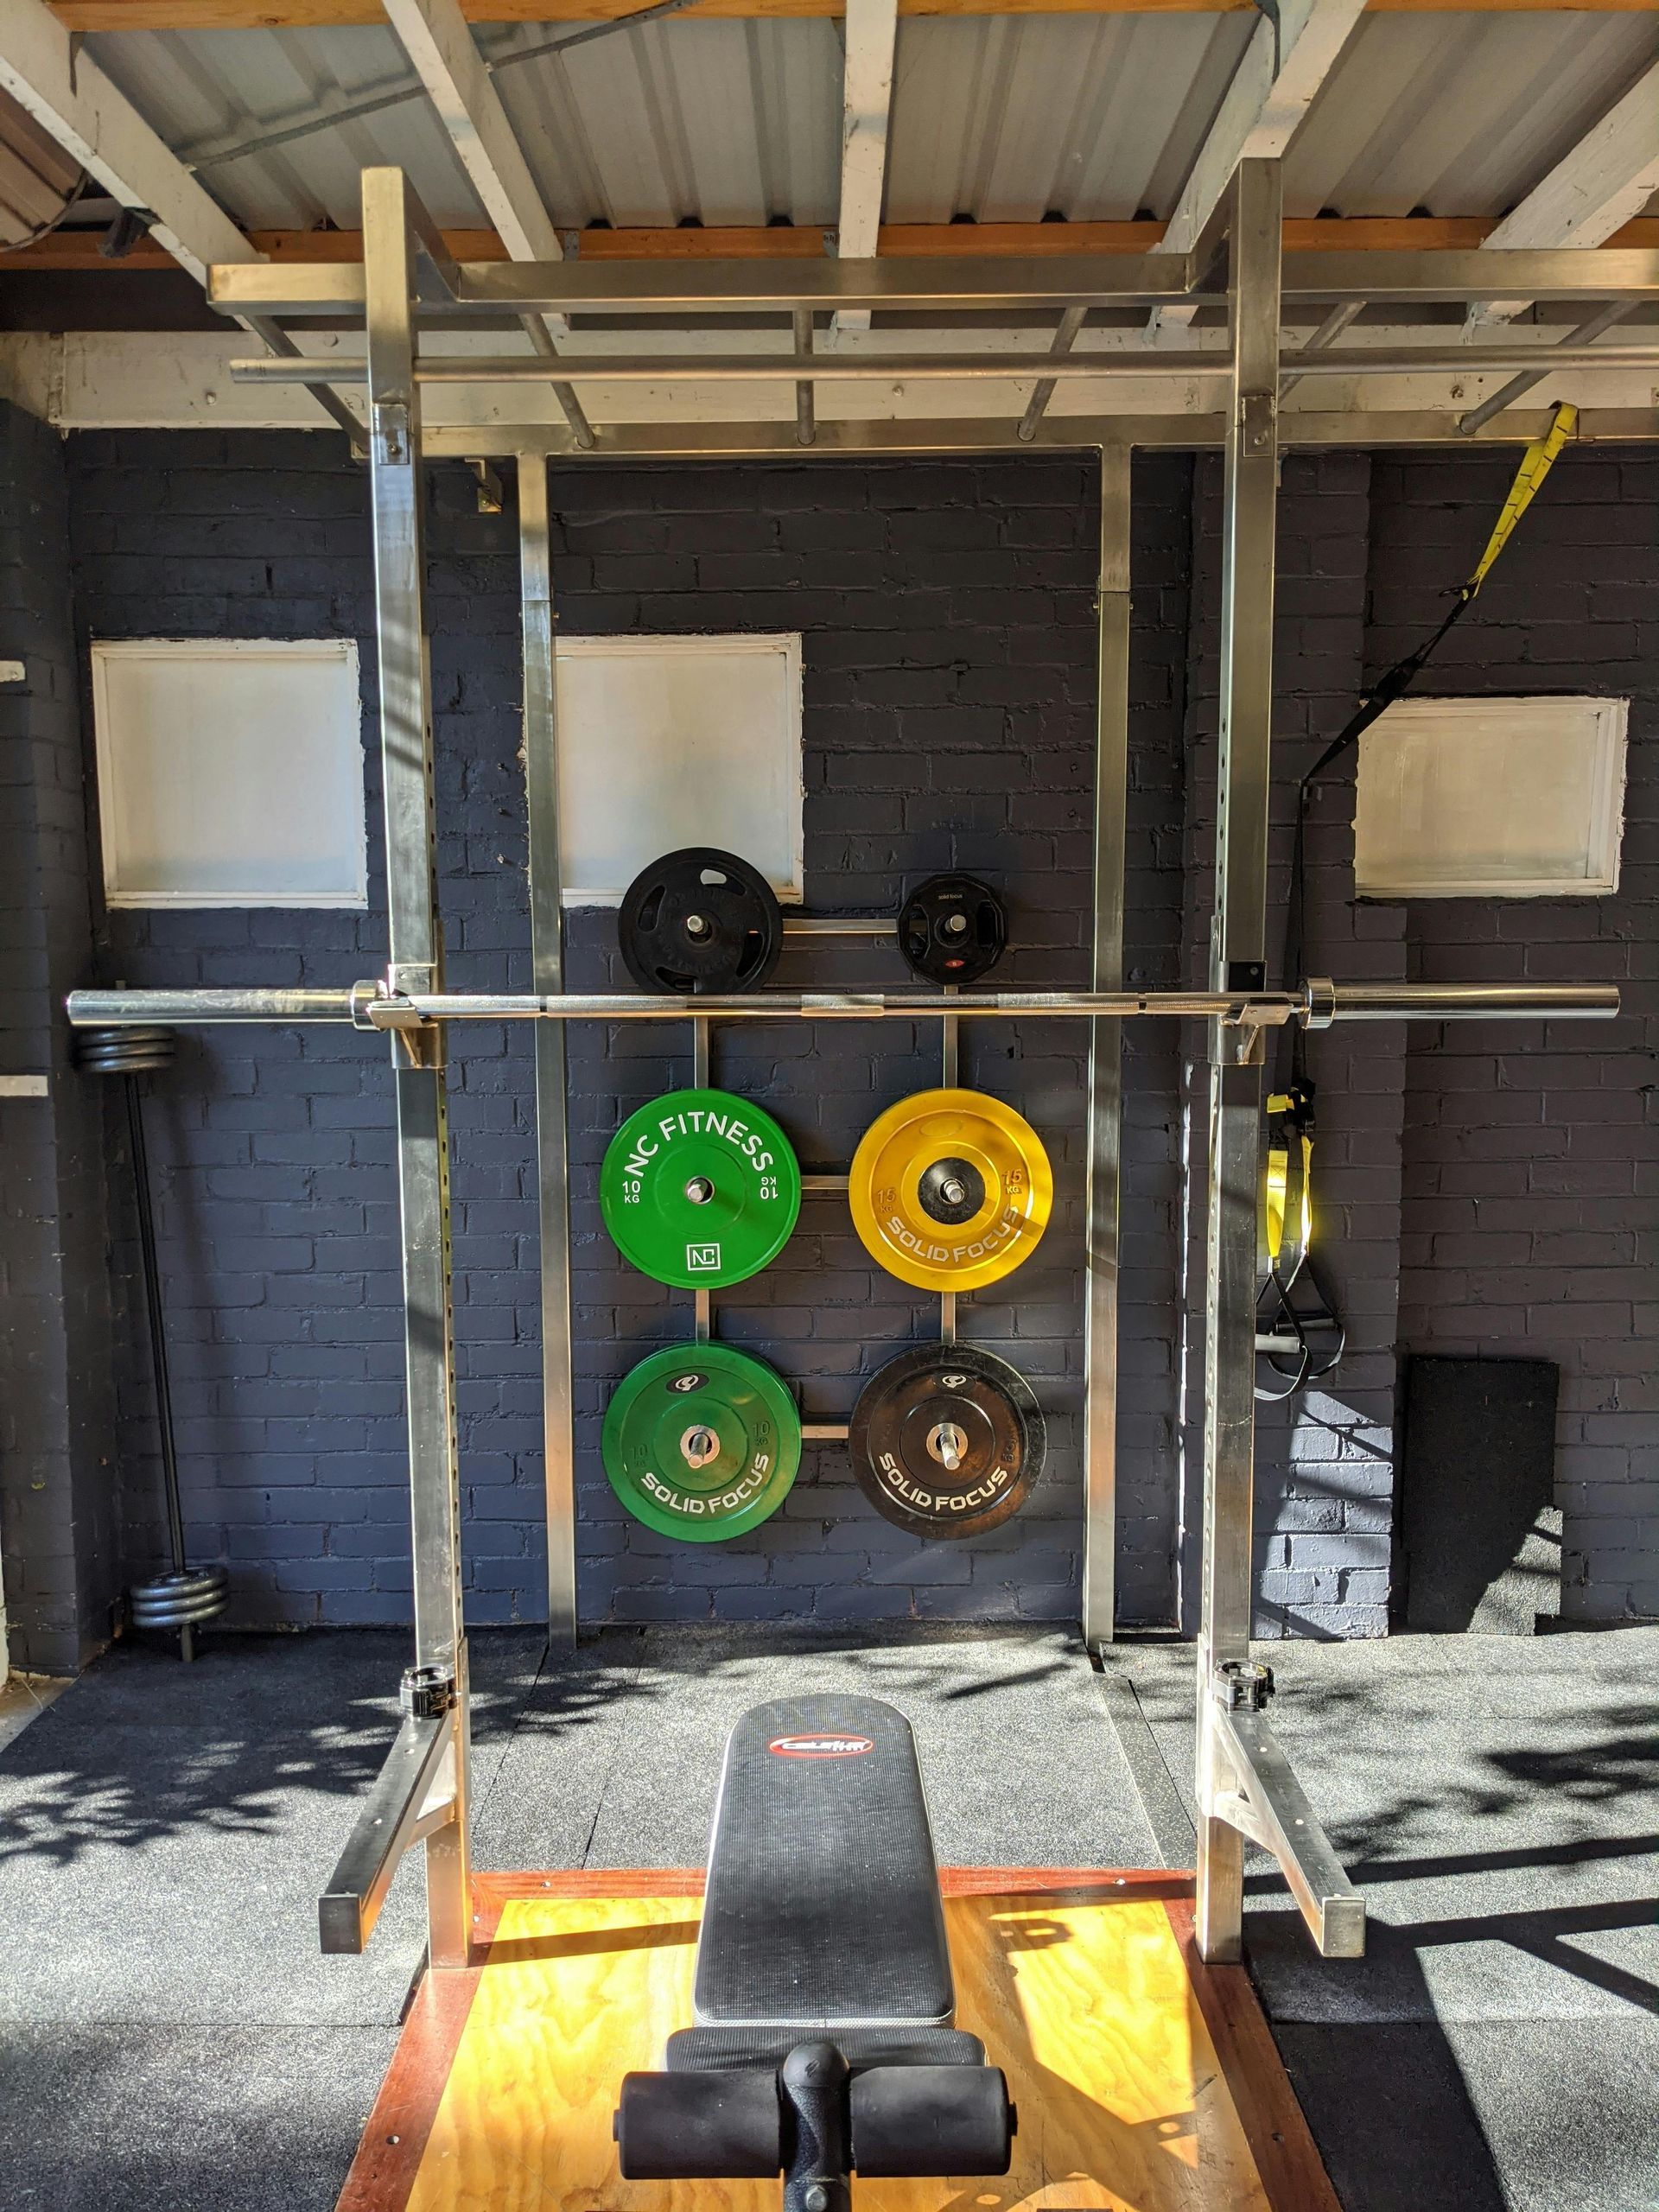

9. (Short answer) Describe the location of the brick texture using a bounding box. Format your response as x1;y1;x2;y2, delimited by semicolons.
1374;449;1659;1625
42;428;1655;1642
0;402;120;1672
63;435;1193;1631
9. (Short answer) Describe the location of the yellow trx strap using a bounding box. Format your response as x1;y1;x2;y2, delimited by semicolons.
1266;400;1577;1317
1264;1089;1313;1275
1466;402;1578;597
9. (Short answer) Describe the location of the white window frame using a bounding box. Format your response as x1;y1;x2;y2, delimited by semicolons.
550;632;804;908
1354;695;1629;900
91;638;368;910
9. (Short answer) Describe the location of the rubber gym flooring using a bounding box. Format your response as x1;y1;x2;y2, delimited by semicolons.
0;1624;1654;2212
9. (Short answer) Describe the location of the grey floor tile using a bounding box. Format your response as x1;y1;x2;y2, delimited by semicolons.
1277;2016;1659;2212
0;1628;553;2031
574;1626;1159;1870
468;1628;648;1870
36;1630;412;1736
0;1718;429;2027
0;2024;399;2212
1104;1630;1659;2025
1274;2024;1512;2212
1444;2016;1659;2212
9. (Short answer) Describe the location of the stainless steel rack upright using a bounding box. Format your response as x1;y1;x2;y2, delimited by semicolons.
67;157;1639;1977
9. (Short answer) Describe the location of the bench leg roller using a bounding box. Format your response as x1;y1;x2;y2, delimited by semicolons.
850;2064;1016;2177
616;2044;1015;2194
615;2069;782;2179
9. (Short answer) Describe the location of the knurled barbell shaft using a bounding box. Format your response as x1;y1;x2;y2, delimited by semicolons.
63;982;1621;1030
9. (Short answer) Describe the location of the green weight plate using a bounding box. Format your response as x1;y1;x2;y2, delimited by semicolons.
601;1088;801;1288
602;1342;803;1541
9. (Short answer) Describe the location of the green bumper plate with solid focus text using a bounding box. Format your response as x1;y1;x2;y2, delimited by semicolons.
600;1087;802;1288
601;1342;803;1541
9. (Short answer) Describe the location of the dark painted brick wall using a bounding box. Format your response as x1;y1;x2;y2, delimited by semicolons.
0;402;120;1671
44;428;1654;1643
64;434;1193;1630
1375;449;1659;1625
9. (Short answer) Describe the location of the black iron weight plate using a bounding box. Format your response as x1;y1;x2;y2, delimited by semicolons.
849;1343;1046;1541
619;848;784;995
894;874;1007;986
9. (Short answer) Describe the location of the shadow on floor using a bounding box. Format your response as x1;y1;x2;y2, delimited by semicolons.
1109;1637;1659;2212
0;1626;656;1867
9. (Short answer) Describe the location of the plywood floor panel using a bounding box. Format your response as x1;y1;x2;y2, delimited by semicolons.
341;1876;1336;2212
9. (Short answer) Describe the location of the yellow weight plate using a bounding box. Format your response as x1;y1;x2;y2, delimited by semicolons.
848;1086;1052;1292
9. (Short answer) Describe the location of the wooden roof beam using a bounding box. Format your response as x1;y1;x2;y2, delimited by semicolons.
9;213;1659;271
0;0;248;282
1467;56;1659;330
1148;0;1366;340
832;0;897;339
380;0;560;275
0;0;363;440
378;0;594;435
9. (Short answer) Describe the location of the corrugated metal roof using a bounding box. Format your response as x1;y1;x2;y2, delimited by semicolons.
89;17;850;231
89;25;486;230
885;12;1253;223
86;10;1659;240
1283;10;1659;219
491;16;842;228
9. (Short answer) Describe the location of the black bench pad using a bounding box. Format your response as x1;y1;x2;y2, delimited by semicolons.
691;1694;954;2037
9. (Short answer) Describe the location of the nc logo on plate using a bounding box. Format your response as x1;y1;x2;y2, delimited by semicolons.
686;1243;722;1272
767;1733;875;1758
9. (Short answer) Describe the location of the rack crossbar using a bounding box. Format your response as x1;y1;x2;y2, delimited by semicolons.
228;340;1659;390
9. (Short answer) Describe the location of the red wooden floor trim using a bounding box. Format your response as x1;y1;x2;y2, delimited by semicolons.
474;1866;706;1901
474;1866;1192;1903
1165;1897;1344;2212
333;1971;476;2212
940;1865;1192;1898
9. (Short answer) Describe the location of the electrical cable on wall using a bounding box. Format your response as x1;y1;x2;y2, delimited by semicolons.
1261;402;1580;1402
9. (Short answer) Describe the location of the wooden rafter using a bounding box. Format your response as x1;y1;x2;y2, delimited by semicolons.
0;0;364;437
1150;0;1365;337
8;214;1659;271
0;0;251;281
833;0;897;338
1469;56;1659;327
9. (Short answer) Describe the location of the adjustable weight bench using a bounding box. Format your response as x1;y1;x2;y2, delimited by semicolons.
614;1694;1015;2209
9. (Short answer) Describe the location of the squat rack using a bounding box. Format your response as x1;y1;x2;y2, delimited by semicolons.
68;160;1637;1977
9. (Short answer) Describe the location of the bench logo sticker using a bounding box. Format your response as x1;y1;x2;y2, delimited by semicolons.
768;1733;875;1758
